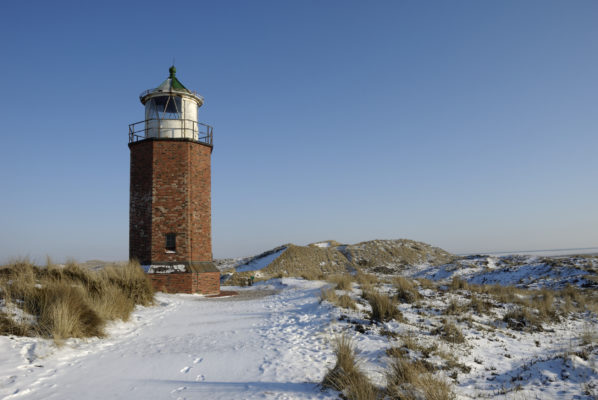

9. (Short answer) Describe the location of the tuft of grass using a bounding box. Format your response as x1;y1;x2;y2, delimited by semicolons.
449;276;469;291
406;338;437;359
468;294;493;315
356;272;378;287
416;278;436;290
445;299;464;315
338;294;357;310
503;307;543;332
385;352;455;400
393;276;421;303
320;287;339;303
329;274;353;291
0;311;31;336
300;270;324;281
0;261;153;341
365;290;403;322
581;325;597;346
432;319;465;344
320;288;357;310
530;289;559;322
322;335;378;400
37;283;104;341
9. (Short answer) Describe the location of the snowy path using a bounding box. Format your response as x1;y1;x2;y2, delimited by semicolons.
0;279;338;400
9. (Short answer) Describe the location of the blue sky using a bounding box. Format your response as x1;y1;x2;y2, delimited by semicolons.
0;1;596;262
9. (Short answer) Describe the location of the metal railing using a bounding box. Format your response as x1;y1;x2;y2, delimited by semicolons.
139;89;204;103
128;119;213;145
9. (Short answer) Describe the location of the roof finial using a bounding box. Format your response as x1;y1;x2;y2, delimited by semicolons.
169;65;176;79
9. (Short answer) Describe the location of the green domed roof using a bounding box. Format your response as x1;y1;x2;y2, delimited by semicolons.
156;65;190;92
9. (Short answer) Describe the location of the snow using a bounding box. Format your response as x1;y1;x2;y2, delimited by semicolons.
235;248;286;273
479;247;598;257
0;279;339;400
1;253;597;399
142;264;187;273
312;242;331;248
410;254;597;289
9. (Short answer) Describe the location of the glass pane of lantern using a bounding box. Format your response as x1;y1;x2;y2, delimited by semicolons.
151;96;182;120
147;98;159;119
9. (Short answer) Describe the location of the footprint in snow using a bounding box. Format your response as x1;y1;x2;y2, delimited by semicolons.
180;366;190;373
195;374;205;382
20;343;36;364
171;386;187;393
193;357;202;364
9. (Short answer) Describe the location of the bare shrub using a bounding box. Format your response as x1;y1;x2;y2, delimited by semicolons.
322;335;378;400
432;319;465;344
393;276;421;303
365;290;403;322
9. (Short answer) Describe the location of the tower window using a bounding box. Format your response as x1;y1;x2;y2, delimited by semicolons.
165;233;176;252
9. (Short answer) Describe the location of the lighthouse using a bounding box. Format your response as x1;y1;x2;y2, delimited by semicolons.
128;66;220;295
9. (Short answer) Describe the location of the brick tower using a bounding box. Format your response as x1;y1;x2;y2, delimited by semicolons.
128;66;220;295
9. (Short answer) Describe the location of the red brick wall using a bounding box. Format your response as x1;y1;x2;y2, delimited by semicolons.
129;139;213;265
129;141;154;264
149;272;193;293
192;271;220;295
149;272;220;295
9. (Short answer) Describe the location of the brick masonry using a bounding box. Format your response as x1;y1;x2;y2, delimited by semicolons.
148;271;220;295
129;138;220;294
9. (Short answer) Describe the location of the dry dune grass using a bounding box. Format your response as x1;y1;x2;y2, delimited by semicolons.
328;274;353;291
320;288;357;310
262;244;351;278
363;290;403;322
445;277;597;322
225;239;456;284
355;271;378;287
0;260;153;342
322;334;455;400
385;353;455;400
393;276;421;303
432;319;466;344
322;335;378;400
344;239;455;269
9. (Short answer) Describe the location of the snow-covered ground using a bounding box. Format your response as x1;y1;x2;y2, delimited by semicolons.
0;279;339;400
1;253;597;399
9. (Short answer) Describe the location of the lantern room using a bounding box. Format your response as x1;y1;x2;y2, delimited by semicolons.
128;66;213;144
